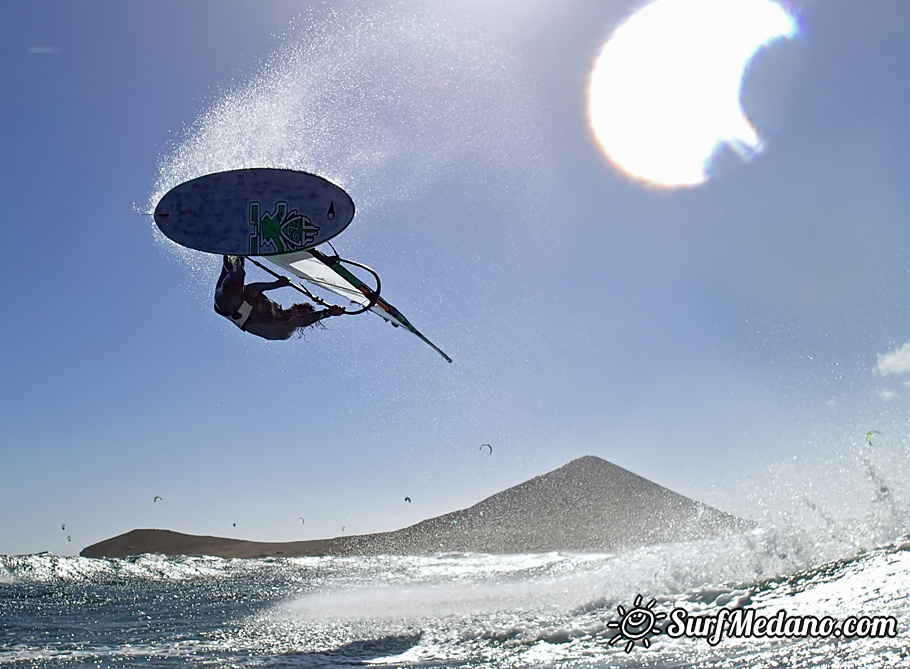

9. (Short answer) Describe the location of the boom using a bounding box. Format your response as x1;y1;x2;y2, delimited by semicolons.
268;250;452;363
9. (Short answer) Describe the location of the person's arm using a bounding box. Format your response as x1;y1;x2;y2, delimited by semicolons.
247;276;292;293
296;305;346;327
290;308;329;329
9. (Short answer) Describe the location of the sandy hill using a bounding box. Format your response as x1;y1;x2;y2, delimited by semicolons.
81;456;749;558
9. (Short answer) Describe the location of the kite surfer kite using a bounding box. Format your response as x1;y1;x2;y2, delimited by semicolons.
214;255;345;340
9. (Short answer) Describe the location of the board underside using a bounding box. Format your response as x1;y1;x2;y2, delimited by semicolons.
154;169;355;256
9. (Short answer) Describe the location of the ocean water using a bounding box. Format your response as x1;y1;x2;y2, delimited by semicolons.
2;530;908;668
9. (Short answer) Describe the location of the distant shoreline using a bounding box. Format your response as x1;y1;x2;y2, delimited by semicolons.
81;456;752;558
80;529;369;559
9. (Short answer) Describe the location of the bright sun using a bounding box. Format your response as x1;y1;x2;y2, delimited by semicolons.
588;0;797;188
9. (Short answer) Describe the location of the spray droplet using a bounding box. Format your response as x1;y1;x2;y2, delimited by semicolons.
327;201;335;220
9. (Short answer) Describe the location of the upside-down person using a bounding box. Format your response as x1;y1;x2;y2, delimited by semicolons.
213;255;344;340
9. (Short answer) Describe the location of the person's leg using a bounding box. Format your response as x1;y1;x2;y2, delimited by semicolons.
223;255;245;277
214;256;246;315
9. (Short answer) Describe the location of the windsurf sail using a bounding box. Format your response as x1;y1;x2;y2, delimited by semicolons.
267;249;452;363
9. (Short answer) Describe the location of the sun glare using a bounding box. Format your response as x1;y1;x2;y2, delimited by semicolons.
588;0;797;188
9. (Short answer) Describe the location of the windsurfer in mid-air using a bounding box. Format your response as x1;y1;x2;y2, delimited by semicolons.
214;255;344;340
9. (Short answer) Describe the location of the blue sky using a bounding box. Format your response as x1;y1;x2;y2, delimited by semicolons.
4;0;910;556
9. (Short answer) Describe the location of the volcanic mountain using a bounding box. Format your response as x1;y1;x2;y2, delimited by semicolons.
81;456;749;558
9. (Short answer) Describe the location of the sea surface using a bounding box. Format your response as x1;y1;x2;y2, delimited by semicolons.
2;528;908;668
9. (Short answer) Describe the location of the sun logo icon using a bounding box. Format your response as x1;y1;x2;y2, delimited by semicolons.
607;594;666;652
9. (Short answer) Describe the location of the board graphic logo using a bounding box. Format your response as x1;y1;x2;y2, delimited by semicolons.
248;201;320;255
